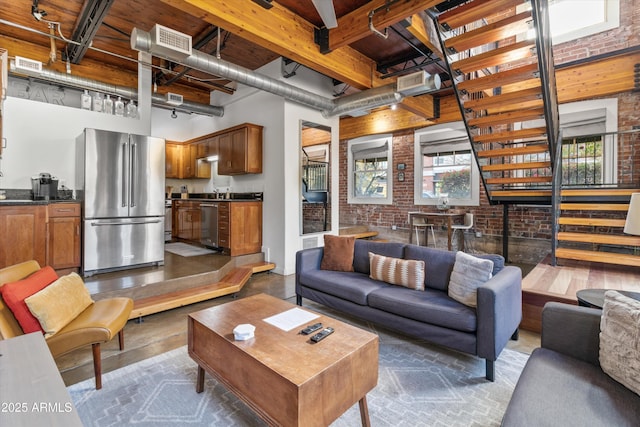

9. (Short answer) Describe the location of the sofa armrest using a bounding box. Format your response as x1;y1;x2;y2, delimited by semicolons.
295;248;324;292
541;302;602;366
476;266;522;361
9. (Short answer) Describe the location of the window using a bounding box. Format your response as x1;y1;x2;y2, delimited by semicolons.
414;123;479;206
348;136;392;204
548;0;619;44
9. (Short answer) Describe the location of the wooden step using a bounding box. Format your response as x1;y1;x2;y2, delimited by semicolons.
452;40;535;74
468;107;545;129
457;63;540;94
491;189;552;197
485;176;552;185
438;0;524;30
555;248;640;267
464;87;542;112
557;232;640;246
129;262;276;319
561;189;640;197
477;144;549;158
482;161;551;172
340;231;379;239
560;203;629;211
558;217;626;227
445;11;532;53
473;128;548;144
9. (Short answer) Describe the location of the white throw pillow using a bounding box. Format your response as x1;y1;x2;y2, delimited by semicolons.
599;290;640;396
447;251;493;307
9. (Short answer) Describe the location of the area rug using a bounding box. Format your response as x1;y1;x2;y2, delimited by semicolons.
68;341;528;426
164;242;215;257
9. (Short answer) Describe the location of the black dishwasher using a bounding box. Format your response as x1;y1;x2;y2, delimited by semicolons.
200;203;218;248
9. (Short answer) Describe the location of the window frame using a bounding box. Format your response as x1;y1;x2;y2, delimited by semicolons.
414;123;480;207
347;135;393;205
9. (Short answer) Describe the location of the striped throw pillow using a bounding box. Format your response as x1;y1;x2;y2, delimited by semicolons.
369;252;425;291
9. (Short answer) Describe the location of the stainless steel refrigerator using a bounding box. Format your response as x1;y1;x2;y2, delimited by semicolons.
76;128;165;276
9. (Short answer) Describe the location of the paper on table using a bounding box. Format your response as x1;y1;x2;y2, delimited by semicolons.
262;307;320;332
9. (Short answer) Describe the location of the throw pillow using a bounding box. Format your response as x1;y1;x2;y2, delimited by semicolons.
320;235;355;272
599;290;640;396
369;252;425;290
448;251;494;307
25;272;94;338
0;266;59;334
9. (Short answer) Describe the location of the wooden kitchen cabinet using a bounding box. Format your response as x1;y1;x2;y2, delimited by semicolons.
173;200;201;242
0;205;47;269
165;142;182;178
47;203;81;271
0;48;7;158
217;124;263;175
218;201;262;256
165;142;210;179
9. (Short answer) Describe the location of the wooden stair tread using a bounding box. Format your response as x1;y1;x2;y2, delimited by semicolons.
446;11;533;53
438;0;524;30
485;176;552;185
464;87;542;111
452;40;535;74
558;217;626;227
560;203;629;211
491;190;552;197
468;107;545;129
458;63;540;94
474;128;548;144
477;143;549;157
340;231;379;239
555;248;640;267
557;232;640;246
482;161;551;172
561;189;640;197
129;262;275;319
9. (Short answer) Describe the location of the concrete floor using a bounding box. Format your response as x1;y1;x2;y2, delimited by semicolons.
58;255;540;387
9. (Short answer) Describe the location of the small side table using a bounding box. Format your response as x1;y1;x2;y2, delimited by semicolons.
576;289;640;309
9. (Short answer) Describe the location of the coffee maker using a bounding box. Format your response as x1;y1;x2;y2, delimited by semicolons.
31;173;59;200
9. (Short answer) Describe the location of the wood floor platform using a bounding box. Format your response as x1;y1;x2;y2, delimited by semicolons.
521;255;640;332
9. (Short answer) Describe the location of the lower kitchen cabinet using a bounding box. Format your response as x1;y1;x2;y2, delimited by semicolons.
0;205;47;269
173;200;201;242
218;201;262;256
47;203;81;271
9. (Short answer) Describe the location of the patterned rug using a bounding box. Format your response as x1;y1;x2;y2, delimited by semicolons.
68;329;528;426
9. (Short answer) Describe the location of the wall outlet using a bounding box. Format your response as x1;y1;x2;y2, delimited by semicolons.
391;225;397;230
475;231;482;238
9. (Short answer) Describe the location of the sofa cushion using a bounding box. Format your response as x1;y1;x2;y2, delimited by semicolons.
367;287;477;332
502;347;640;427
353;240;406;274
298;270;389;305
0;266;58;334
25;272;94;338
448;251;494;308
599;290;640;396
403;246;456;291
369;253;425;291
320;234;355;272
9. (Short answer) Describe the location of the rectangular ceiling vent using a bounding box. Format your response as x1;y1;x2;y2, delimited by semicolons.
150;24;192;59
13;56;43;74
165;92;183;106
396;70;441;96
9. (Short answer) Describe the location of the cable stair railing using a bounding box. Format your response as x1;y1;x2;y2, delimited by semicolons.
434;0;560;204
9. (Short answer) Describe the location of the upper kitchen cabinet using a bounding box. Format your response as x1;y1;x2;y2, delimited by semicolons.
218;124;263;175
165;141;210;179
166;141;182;178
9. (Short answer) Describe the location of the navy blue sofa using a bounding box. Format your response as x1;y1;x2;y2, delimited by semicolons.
295;240;522;381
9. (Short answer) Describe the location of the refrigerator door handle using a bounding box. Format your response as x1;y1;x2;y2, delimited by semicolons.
90;219;162;226
121;140;128;207
130;141;137;208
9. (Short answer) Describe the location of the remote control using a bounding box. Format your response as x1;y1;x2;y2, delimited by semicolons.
300;322;323;335
310;327;334;343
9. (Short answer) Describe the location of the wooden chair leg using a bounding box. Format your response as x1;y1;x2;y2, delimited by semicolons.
118;328;125;351
92;343;102;390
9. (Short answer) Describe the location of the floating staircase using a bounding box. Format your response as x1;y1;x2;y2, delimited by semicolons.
435;0;559;204
554;189;640;268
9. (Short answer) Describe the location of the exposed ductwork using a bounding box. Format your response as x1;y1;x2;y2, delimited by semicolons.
9;61;225;117
130;26;440;118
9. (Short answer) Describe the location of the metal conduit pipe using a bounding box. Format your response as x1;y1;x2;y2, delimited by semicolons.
12;66;225;117
131;28;335;111
321;83;403;118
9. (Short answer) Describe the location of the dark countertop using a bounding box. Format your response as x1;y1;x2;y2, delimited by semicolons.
170;198;262;203
0;199;80;206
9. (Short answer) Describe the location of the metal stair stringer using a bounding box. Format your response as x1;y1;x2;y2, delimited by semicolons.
433;0;560;205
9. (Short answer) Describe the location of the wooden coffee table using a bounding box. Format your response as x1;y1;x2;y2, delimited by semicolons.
188;293;379;427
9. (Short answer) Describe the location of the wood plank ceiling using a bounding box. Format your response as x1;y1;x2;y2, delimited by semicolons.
0;0;448;112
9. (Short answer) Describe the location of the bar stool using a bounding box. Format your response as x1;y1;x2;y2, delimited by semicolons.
451;213;473;252
409;214;437;247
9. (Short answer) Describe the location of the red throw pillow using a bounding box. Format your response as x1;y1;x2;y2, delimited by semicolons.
0;266;59;333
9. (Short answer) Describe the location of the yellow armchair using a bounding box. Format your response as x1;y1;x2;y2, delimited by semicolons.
0;260;133;389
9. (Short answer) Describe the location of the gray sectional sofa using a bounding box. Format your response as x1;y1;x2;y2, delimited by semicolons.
502;302;640;426
295;240;522;380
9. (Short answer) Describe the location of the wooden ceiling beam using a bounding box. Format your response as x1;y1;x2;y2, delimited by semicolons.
398;95;436;119
161;0;382;89
0;36;212;104
329;0;442;52
405;14;443;61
